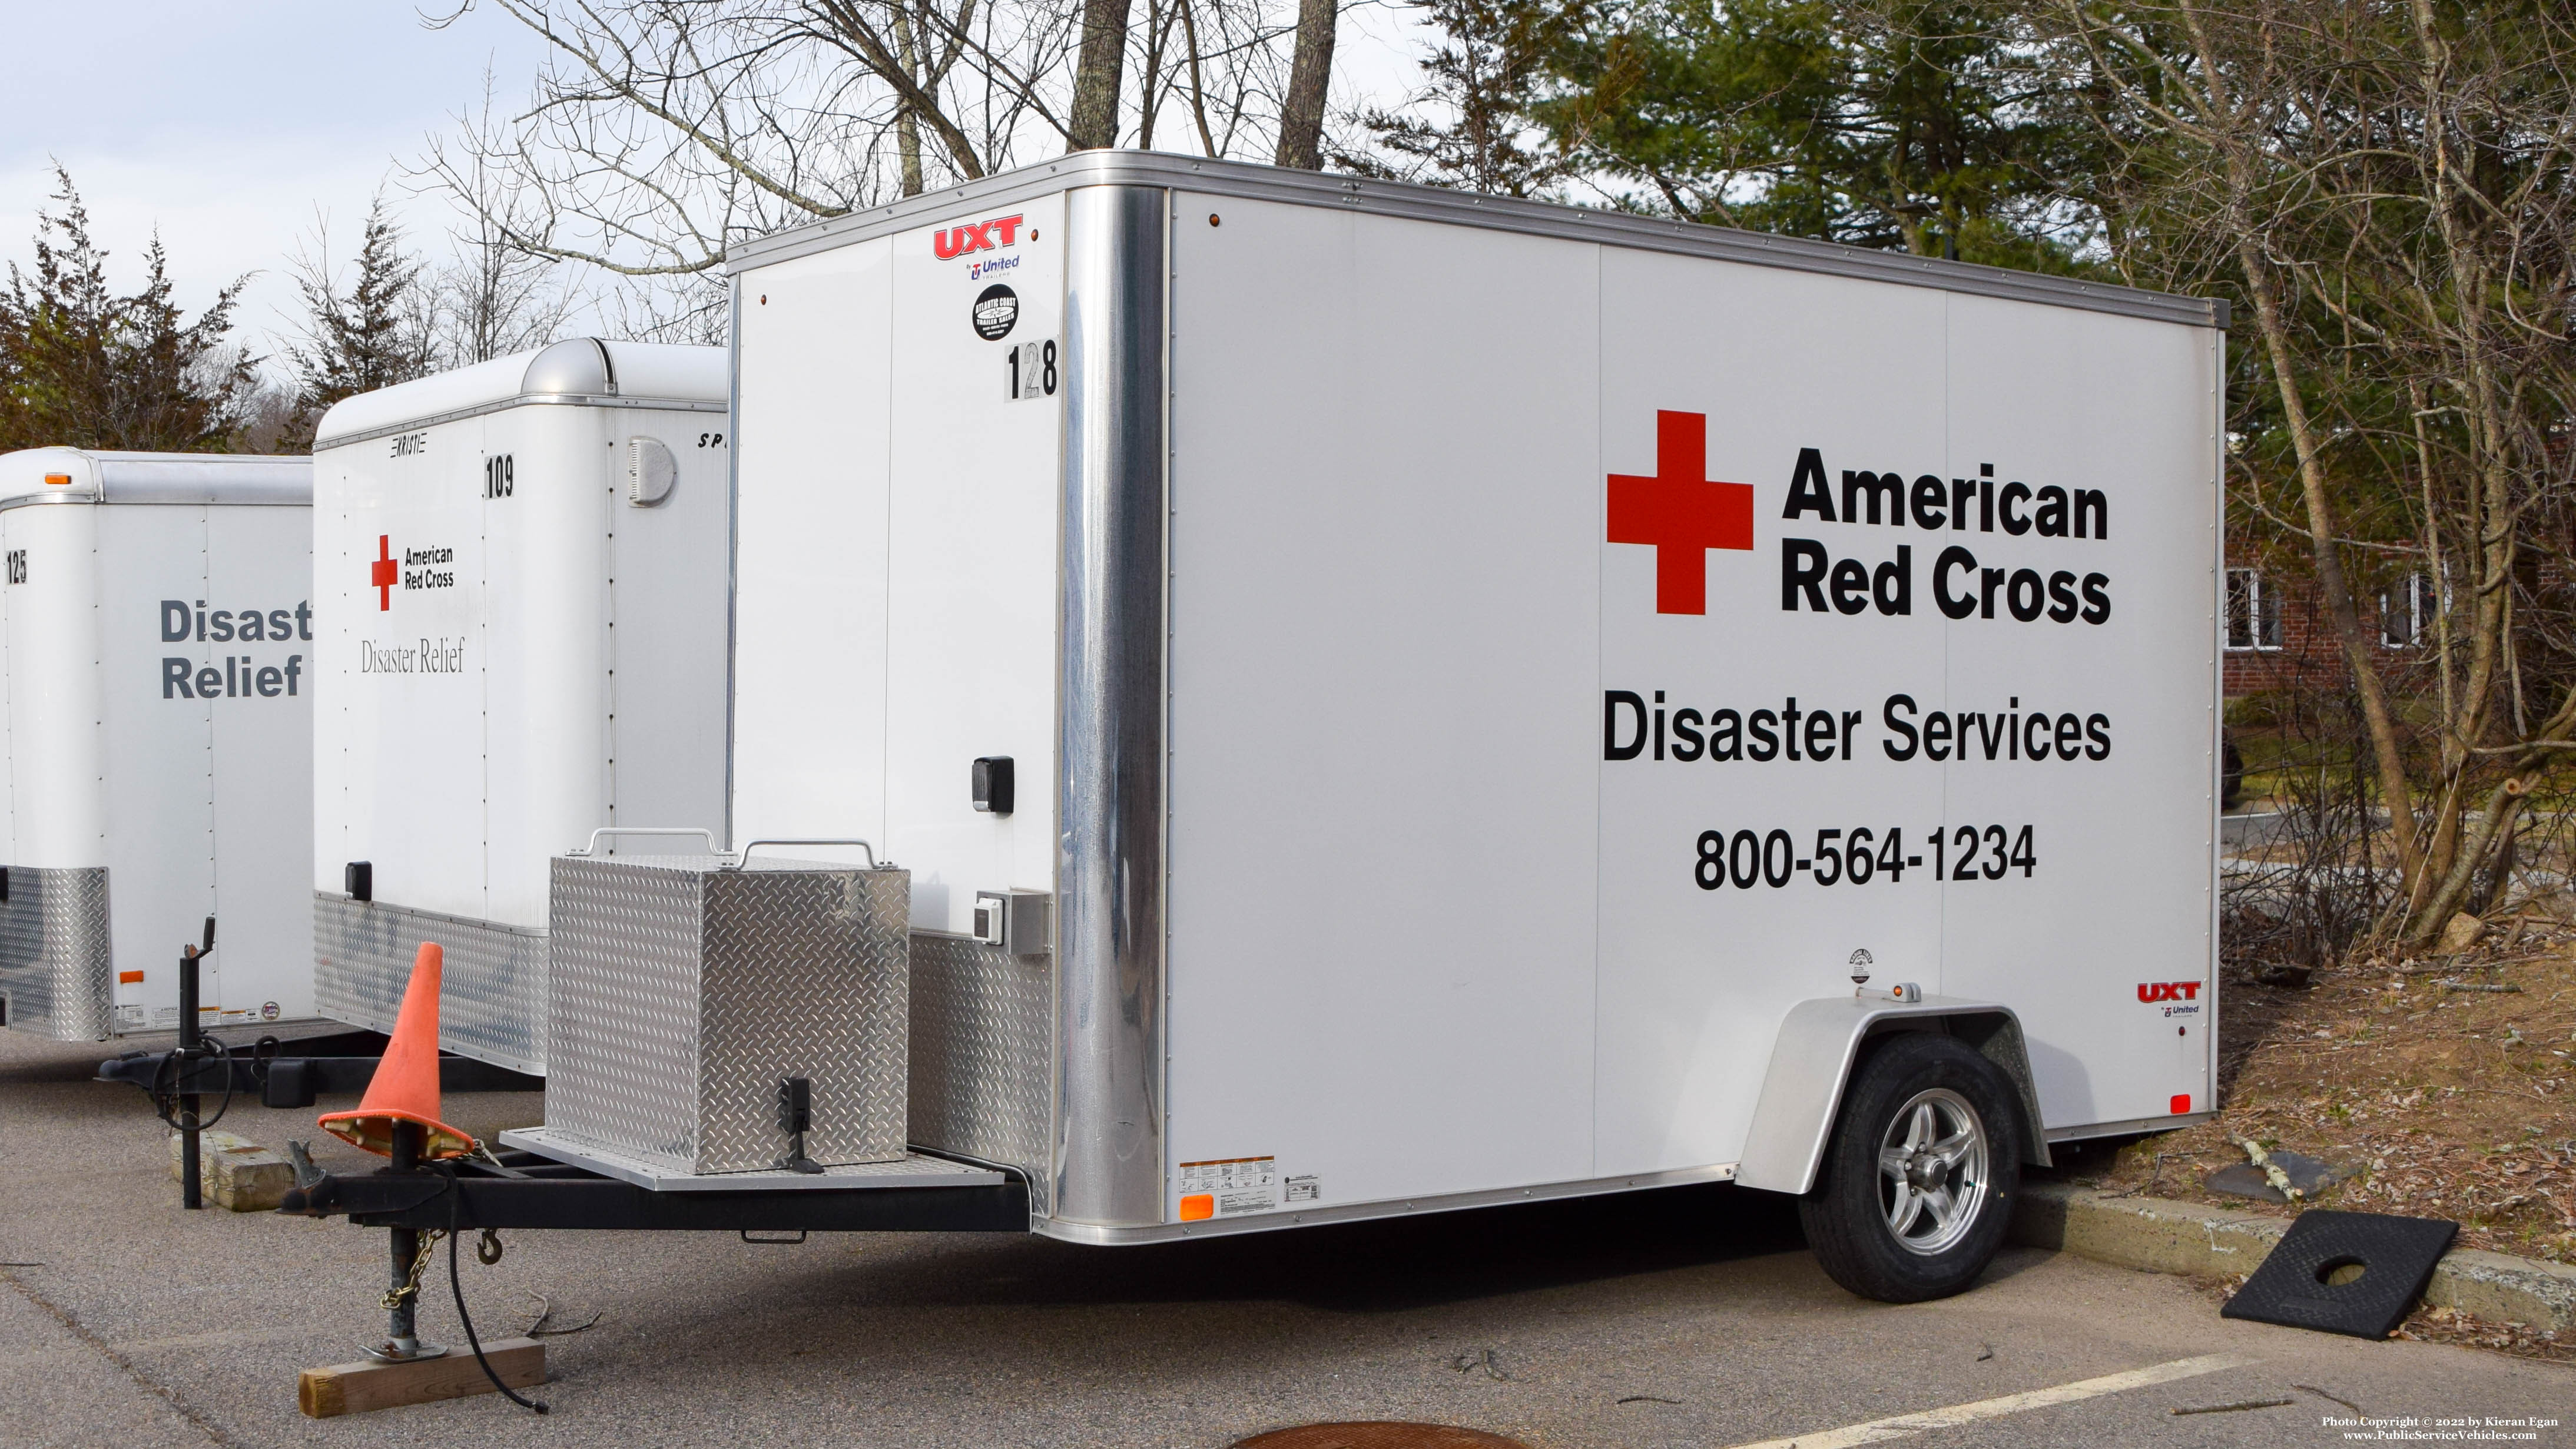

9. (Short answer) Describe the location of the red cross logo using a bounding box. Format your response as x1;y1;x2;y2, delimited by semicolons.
1607;411;1754;615
371;535;397;611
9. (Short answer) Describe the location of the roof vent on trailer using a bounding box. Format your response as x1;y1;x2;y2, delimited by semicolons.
521;337;617;397
628;437;678;506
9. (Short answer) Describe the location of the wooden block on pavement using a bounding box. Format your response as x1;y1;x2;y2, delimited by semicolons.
167;1130;296;1211
298;1339;545;1418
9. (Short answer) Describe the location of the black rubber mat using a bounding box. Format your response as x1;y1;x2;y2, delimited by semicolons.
2220;1209;2457;1339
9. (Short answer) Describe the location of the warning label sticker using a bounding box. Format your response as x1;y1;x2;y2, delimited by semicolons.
1178;1156;1277;1220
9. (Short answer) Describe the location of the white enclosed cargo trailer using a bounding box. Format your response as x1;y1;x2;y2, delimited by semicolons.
308;340;730;1075
0;447;315;1040
340;155;2222;1304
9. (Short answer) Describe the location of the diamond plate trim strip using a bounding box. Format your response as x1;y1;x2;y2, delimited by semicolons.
909;931;1053;1215
546;856;910;1175
0;867;114;1041
311;894;549;1075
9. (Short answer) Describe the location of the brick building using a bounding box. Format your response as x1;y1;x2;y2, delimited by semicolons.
2223;561;2432;699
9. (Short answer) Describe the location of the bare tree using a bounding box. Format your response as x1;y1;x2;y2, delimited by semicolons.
419;78;580;366
414;0;1311;294
427;224;577;367
1071;0;1135;147
2027;0;2576;944
1272;0;1337;167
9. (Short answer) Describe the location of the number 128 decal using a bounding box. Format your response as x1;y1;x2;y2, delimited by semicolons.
1693;824;2036;890
1006;339;1057;401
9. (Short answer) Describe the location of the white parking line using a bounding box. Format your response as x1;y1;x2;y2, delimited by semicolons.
1725;1352;2258;1448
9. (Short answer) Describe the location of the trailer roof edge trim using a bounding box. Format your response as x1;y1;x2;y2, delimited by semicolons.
724;151;2224;331
311;337;728;452
0;446;311;508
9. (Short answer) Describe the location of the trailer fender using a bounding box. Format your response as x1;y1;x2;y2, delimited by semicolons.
1735;996;2049;1195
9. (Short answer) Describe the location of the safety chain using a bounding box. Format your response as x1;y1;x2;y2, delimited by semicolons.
381;1229;449;1310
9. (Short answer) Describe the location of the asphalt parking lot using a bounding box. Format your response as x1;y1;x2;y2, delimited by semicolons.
2;1029;2566;1448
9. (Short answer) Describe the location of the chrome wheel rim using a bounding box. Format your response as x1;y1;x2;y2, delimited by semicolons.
1877;1087;1990;1257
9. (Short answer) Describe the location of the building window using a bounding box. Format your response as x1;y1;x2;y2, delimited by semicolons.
2381;573;2430;648
2226;568;2282;651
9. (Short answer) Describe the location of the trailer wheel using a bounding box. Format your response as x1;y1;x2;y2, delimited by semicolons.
1798;1032;2021;1304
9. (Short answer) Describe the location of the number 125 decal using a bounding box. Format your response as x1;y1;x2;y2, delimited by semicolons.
1694;824;2036;890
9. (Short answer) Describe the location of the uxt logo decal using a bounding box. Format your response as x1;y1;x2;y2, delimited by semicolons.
2136;981;2202;1003
934;213;1024;260
1606;411;1755;615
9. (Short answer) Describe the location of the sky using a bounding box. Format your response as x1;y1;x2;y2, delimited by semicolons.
0;3;556;369
1;2;1431;380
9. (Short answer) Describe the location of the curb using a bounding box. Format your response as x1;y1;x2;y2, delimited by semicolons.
2010;1181;2576;1333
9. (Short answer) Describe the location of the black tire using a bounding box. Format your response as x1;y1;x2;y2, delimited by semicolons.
1798;1031;2023;1303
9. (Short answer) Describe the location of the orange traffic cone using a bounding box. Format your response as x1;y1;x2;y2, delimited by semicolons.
317;943;476;1159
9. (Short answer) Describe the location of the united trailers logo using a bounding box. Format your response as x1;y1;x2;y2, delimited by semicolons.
2139;980;2204;1017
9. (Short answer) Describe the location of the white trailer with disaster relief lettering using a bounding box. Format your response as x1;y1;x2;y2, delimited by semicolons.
306;340;731;1077
0;447;315;1042
294;155;2222;1308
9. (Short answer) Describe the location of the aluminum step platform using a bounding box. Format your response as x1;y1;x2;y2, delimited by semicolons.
499;1125;1006;1193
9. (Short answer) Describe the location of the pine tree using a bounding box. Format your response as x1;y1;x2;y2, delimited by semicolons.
281;197;433;449
0;167;258;453
1533;0;2107;269
1343;0;1574;197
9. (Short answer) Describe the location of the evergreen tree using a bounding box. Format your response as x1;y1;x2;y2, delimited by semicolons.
1344;0;1576;197
1535;0;2107;268
0;167;258;453
281;197;433;449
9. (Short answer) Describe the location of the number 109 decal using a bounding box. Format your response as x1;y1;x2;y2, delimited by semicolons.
1693;824;2037;890
1006;339;1057;401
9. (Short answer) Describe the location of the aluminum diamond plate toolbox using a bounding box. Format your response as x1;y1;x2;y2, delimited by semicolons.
546;854;910;1174
0;867;114;1041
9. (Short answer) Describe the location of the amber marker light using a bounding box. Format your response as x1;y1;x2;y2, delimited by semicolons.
43;473;71;485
